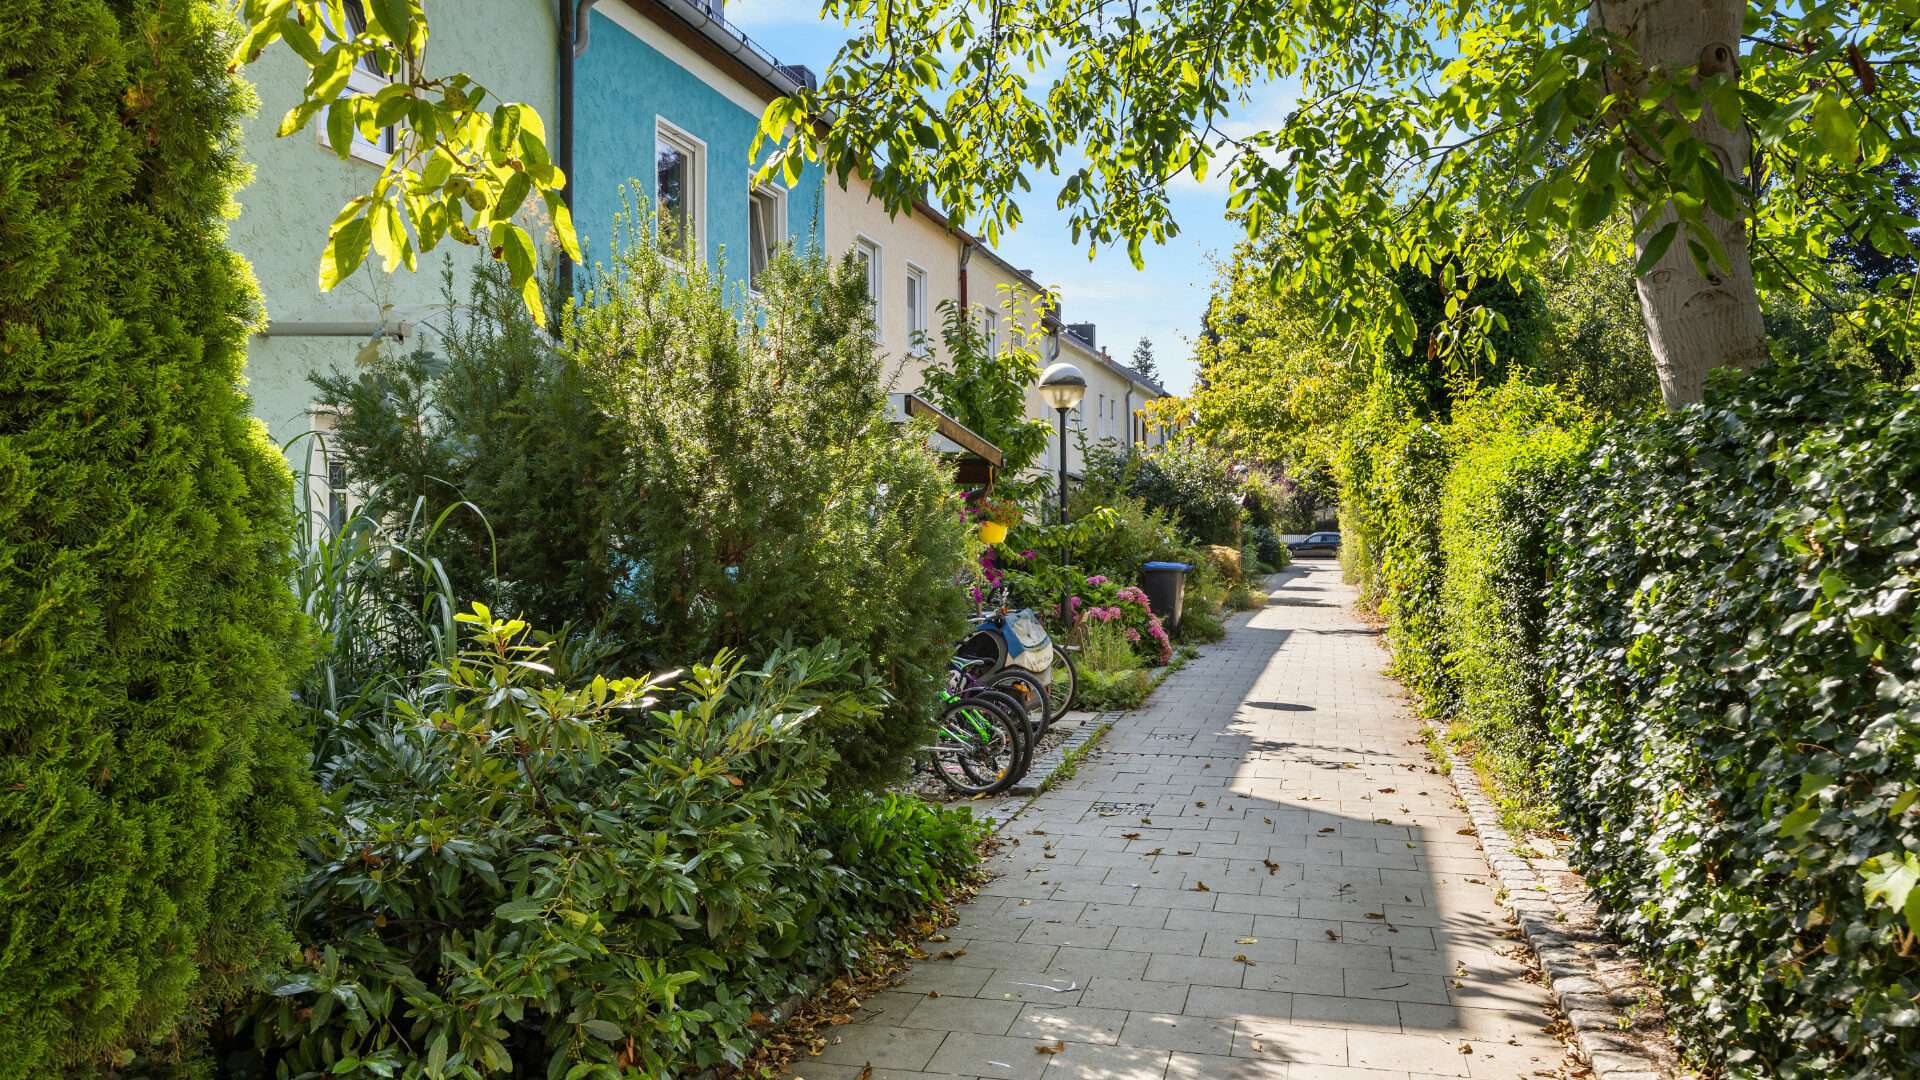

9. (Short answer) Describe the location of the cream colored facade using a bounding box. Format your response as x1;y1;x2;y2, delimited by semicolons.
821;174;1168;484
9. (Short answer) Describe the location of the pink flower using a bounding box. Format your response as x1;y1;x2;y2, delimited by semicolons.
1124;627;1141;643
1069;595;1083;609
1086;575;1109;586
1020;549;1037;560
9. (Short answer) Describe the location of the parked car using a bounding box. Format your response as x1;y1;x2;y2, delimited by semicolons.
1288;530;1341;556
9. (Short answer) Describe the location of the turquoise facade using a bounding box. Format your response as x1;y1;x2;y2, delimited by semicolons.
573;8;822;293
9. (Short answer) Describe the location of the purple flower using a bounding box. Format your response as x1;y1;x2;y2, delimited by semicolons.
1020;549;1037;560
1086;574;1109;586
1069;595;1083;609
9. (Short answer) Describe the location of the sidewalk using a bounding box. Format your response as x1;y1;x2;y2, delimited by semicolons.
788;562;1569;1079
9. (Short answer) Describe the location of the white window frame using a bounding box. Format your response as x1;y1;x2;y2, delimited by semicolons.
905;262;930;354
747;181;787;294
654;117;708;263
854;235;883;341
982;308;1000;356
315;1;397;165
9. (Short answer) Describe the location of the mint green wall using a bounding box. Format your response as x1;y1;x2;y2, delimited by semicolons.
230;0;559;457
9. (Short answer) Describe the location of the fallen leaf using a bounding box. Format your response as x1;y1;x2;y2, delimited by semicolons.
1140;817;1153;824
1122;832;1143;840
927;990;940;998
1378;787;1396;794
933;949;967;961
1365;912;1384;920
1035;1040;1066;1055
1235;937;1258;944
1262;817;1273;825
1325;929;1340;940
927;934;949;943
1192;881;1210;892
1233;954;1255;965
1458;1044;1473;1054
1263;859;1280;875
1043;853;1057;859
1374;818;1393;825
1318;827;1335;834
1195;800;1208;808
1146;847;1164;855
1457;828;1477;836
856;1065;874;1080
749;1011;769;1025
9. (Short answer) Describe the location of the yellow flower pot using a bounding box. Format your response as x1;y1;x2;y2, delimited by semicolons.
978;521;1009;545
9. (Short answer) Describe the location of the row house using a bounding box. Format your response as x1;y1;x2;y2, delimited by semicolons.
229;0;1167;508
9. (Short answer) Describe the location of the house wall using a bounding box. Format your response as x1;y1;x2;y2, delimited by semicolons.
821;177;963;391
573;2;822;295
231;0;559;460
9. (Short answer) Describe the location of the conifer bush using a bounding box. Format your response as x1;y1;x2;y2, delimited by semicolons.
0;3;311;1071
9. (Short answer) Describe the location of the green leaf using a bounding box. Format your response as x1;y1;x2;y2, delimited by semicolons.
494;896;546;923
1861;851;1920;934
580;1019;624;1041
320;214;372;291
1811;93;1858;161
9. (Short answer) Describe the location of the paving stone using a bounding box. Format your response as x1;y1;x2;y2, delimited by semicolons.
1077;976;1194;1013
1036;1040;1173;1080
900;993;1023;1035
1181;985;1296;1023
814;1024;949;1070
1008;1003;1130;1045
1144;952;1249;988
1115;1010;1236;1054
1048;945;1152;980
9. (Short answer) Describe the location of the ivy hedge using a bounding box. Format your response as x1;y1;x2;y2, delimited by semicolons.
1544;361;1920;1077
0;3;312;1072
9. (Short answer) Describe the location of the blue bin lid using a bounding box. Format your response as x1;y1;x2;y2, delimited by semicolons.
1142;561;1194;572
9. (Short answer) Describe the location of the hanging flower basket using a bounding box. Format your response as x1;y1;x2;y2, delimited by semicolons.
974;495;1022;545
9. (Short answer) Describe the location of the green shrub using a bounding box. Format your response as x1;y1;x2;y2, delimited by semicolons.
1544;360;1920;1077
313;262;622;641
1177;603;1226;644
1435;385;1593;830
1061;491;1186;584
324;239;972;789
1336;391;1453;711
1093;441;1245;545
0;4;314;1070
222;610;981;1077
1077;668;1155;711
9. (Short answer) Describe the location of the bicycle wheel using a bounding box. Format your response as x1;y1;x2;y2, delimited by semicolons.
967;687;1035;778
1045;645;1078;721
930;699;1022;796
990;669;1051;738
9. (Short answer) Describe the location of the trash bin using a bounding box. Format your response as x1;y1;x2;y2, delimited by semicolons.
1140;561;1193;638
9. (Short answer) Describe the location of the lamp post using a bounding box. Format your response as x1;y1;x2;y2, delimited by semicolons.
1038;362;1087;625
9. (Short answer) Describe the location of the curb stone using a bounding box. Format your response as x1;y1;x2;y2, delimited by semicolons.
1428;727;1672;1080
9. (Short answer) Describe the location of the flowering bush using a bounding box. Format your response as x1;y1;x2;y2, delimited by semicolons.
1075;578;1172;664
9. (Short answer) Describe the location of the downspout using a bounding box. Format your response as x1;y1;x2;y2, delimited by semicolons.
958;240;972;313
558;0;600;300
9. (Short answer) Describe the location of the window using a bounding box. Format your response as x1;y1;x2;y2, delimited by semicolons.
1096;393;1106;439
905;263;929;352
316;0;397;164
748;183;785;291
983;309;1000;356
655;120;706;259
853;236;882;338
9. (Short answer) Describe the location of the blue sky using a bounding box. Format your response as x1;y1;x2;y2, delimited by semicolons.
726;1;1289;394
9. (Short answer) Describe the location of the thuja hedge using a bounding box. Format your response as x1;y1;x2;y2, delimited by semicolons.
1544;361;1920;1076
0;2;312;1073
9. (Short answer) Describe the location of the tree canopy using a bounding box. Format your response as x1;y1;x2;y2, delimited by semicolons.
756;0;1920;405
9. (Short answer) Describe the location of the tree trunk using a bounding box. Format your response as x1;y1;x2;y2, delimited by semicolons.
1592;0;1769;408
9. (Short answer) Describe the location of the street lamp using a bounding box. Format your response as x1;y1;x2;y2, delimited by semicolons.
1038;362;1087;625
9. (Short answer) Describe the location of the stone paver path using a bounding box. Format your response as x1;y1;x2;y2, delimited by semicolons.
790;562;1568;1079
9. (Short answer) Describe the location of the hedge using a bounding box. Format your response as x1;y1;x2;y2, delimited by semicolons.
0;3;312;1071
1544;360;1920;1077
1437;385;1593;828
